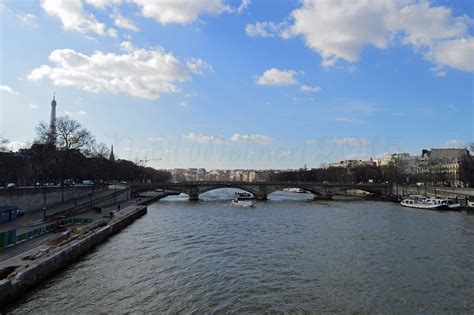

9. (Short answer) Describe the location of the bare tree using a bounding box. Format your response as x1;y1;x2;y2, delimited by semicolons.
36;116;94;200
55;117;94;152
0;138;9;152
89;143;110;159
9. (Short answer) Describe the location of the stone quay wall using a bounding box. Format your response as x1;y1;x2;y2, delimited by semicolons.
0;186;108;212
0;205;147;310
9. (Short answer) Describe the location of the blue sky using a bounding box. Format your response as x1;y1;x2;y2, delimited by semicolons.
0;0;473;169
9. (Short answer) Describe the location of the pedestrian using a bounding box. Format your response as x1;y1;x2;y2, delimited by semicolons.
117;204;121;211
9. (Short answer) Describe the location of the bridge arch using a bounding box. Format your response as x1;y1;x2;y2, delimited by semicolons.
263;185;329;199
195;185;260;199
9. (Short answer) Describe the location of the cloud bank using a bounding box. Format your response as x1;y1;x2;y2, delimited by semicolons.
28;42;210;100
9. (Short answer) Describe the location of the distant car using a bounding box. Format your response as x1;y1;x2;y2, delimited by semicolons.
6;183;16;188
16;208;25;217
64;179;75;187
82;180;95;185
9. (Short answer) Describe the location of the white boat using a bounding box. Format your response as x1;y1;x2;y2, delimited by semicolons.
232;192;255;207
400;195;460;210
467;197;474;208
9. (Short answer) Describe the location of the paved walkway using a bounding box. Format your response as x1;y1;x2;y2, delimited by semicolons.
0;193;160;263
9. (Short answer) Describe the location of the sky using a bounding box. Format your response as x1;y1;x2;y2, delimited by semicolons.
0;0;473;170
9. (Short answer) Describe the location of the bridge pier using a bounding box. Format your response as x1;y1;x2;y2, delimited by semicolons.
255;194;267;201
188;194;199;201
313;195;333;200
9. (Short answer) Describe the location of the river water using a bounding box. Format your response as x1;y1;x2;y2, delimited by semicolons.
10;190;474;313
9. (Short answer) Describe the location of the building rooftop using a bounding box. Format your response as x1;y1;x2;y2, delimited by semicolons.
426;148;469;161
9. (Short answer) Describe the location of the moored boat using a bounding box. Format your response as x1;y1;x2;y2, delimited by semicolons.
232;192;255;207
400;195;460;210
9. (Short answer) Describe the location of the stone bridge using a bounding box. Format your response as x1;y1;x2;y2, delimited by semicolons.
130;181;392;201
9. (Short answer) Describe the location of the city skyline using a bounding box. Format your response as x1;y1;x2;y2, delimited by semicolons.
1;0;473;169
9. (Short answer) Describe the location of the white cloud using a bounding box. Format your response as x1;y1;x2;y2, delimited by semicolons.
331;117;366;124
300;85;321;93
119;41;134;51
231;134;272;144
130;0;230;25
64;110;87;117
187;58;213;75
304;140;318;144
41;0;117;37
428;38;474;72
285;0;391;67
388;2;469;47
334;137;371;146
280;149;293;157
256;68;298;86
85;0;121;9
28;104;39;109
17;13;38;27
440;139;463;148
28;43;210;100
179;100;188;107
184;132;224;144
147;136;166;143
432;68;447;77
111;10;139;31
270;0;473;73
237;0;250;14
245;21;282;38
0;85;19;95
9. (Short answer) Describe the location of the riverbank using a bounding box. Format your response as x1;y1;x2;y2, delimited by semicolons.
0;203;148;310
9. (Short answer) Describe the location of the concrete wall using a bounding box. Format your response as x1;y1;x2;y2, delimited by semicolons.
0;186;107;211
55;188;130;218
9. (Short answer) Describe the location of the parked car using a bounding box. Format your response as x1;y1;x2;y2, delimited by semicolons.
64;179;75;187
82;180;95;185
6;183;16;188
16;208;25;217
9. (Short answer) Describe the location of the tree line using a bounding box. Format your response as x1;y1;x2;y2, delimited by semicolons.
271;143;474;187
0;116;171;186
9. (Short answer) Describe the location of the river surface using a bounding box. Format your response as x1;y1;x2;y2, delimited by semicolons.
10;190;474;313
